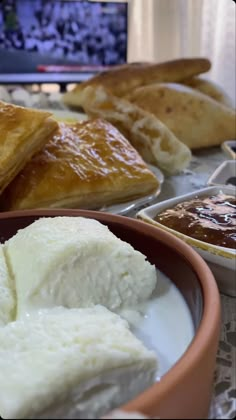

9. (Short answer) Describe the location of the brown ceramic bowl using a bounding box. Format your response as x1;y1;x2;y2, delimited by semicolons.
0;210;221;420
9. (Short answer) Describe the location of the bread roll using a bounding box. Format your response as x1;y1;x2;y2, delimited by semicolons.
127;83;236;149
5;217;157;318
182;76;233;108
78;85;191;174
0;306;157;419
63;58;211;108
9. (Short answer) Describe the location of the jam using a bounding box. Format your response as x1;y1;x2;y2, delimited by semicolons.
155;193;236;249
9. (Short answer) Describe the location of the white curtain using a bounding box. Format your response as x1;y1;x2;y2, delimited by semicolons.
200;0;236;107
128;0;236;106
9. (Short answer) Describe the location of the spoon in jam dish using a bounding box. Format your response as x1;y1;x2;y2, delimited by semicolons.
226;176;236;187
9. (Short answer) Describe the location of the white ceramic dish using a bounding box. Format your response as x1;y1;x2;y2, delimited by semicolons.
1;210;219;419
221;140;236;160
137;186;236;297
208;160;236;188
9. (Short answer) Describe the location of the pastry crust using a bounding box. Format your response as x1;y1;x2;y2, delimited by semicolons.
0;101;57;193
1;119;159;210
63;58;211;108
76;85;191;174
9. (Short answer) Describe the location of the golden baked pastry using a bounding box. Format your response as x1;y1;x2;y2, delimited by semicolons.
127;82;236;149
0;101;57;194
182;77;233;108
77;85;191;174
1;119;159;210
63;58;211;108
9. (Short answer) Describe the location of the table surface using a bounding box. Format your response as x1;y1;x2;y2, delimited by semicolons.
133;148;236;420
1;90;235;419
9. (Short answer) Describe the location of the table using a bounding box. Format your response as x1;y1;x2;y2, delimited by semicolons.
1;88;235;418
133;148;236;420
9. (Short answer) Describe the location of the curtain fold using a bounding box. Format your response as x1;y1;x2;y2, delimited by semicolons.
200;0;236;106
128;0;235;106
128;0;203;62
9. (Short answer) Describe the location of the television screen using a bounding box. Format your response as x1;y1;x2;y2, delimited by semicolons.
0;0;128;82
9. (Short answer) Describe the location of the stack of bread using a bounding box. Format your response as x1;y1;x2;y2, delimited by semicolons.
63;57;236;152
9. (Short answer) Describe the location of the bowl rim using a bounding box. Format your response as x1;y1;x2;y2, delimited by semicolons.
0;209;221;417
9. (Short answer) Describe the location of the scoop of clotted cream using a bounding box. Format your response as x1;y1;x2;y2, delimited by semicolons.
0;306;157;420
4;216;157;318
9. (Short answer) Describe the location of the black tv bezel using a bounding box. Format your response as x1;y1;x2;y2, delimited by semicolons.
0;0;129;85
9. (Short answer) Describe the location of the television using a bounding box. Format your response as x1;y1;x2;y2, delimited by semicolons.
0;0;128;84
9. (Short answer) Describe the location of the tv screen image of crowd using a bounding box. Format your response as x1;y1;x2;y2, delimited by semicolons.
0;0;128;73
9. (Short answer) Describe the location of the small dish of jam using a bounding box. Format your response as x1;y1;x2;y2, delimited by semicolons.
137;186;236;297
137;185;236;297
155;193;236;249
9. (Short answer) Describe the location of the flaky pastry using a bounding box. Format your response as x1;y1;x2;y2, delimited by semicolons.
0;101;57;193
1;119;159;210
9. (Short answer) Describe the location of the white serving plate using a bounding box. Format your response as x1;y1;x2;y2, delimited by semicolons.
48;108;88;122
101;165;164;216
137;186;236;297
208;160;236;188
221;140;236;160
